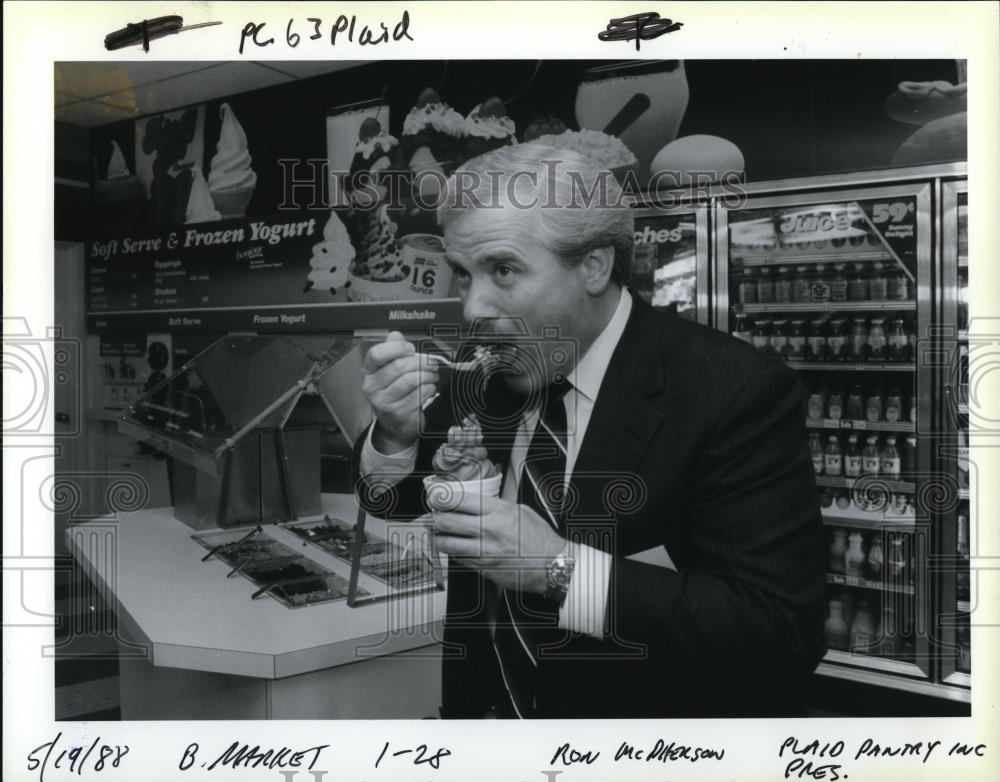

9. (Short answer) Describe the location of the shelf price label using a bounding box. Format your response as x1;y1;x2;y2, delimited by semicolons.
871;201;916;224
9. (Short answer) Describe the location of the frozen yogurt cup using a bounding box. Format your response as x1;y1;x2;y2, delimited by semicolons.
209;103;257;215
423;472;503;511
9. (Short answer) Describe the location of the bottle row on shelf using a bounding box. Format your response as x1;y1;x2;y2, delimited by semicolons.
810;432;911;479
818;486;914;518
734;315;916;364
734;261;911;305
827;527;914;584
824;589;914;659
806;380;916;425
733;230;886;257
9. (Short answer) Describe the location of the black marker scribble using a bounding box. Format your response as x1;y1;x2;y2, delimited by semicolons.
598;12;683;51
104;15;222;52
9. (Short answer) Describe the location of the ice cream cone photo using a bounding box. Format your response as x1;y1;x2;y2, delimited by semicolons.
208;102;257;218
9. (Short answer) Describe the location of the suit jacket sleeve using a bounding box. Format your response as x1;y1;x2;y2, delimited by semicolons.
607;361;827;710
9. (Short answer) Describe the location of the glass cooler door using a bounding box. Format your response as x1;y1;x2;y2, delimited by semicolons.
715;183;934;683
630;204;710;325
938;180;971;688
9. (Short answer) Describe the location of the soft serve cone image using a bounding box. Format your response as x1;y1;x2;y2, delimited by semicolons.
423;415;503;505
184;167;221;224
304;210;355;296
208;103;257;217
95;140;144;204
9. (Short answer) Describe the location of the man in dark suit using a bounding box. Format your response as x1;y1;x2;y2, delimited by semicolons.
355;144;826;718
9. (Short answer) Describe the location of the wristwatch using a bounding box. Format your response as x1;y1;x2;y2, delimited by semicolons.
544;543;576;607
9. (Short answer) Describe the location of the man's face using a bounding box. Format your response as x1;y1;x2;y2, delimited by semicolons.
443;205;594;395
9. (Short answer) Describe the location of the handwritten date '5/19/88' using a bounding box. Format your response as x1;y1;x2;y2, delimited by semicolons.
240;11;413;53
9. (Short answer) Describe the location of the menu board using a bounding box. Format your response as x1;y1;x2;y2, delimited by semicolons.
86;211;462;333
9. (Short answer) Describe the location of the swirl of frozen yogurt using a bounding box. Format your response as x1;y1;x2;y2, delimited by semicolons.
431;415;499;481
208;103;258;192
306;211;355;292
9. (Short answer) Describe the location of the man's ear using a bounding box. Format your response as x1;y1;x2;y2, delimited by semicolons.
579;245;616;295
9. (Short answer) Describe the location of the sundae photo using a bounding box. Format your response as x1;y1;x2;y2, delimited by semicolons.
305;210;355;296
208;103;257;218
462;96;517;162
347;117;401;207
424;414;503;502
402;87;466;195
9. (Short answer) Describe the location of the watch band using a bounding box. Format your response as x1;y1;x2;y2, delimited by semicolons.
544;543;576;607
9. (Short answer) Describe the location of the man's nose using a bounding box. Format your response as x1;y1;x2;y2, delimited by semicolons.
461;282;499;325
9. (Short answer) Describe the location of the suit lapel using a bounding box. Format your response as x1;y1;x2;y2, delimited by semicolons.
568;294;666;524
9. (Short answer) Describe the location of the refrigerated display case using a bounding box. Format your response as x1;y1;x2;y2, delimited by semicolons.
938;179;971;689
712;174;965;698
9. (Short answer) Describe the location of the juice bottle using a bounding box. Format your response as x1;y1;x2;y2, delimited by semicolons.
881;436;901;479
807;387;827;421
865;385;883;422
793;265;811;302
751;318;771;352
847;383;865;420
850;598;875;651
845;532;867;577
868;318;888;363
811;263;832;302
775;266;792;303
825;598;850;651
888;535;907;581
827;384;845;420
771;319;789;359
869;262;888;300
849;318;868;362
888;271;909;301
827;318;847;362
844;434;862;477
738;268;757;304
788;319;807;360
830;263;849;302
867;535;883;579
862;436;881;475
900;435;918;474
806;320;827;362
848;261;868;300
829;529;848;574
885;387;903;423
757;267;775;303
824;435;843;476
887;318;907;363
809;432;824;473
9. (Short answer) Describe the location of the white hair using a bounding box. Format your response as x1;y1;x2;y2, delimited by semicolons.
437;142;635;284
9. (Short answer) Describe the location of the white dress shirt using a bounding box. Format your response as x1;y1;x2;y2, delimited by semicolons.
360;286;633;638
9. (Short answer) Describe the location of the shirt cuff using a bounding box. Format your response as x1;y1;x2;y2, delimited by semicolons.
359;423;418;490
558;541;610;639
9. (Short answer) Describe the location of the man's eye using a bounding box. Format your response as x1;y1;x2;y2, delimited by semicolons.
494;264;515;279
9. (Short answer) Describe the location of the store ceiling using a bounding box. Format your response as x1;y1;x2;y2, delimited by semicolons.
54;61;359;127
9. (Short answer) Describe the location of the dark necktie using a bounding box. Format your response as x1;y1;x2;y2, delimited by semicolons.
493;380;570;718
